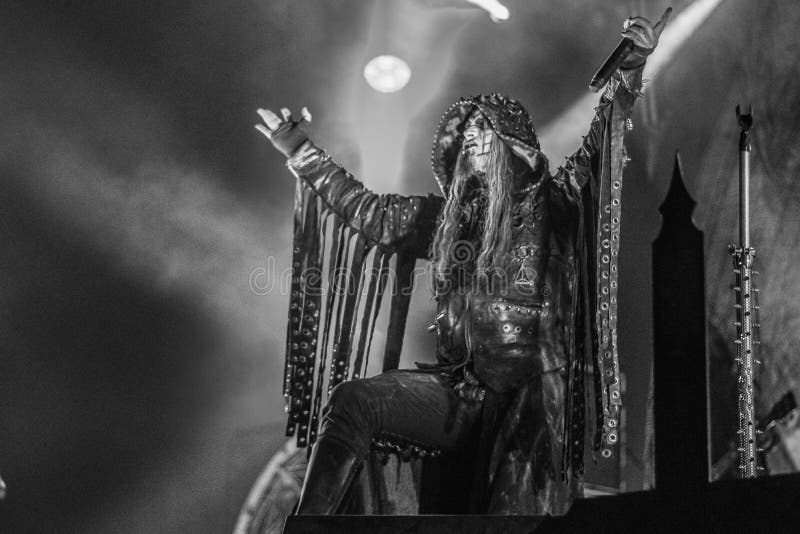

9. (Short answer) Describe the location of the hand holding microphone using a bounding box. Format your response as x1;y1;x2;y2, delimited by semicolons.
589;7;672;92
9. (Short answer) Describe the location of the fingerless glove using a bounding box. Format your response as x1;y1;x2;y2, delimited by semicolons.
271;121;309;157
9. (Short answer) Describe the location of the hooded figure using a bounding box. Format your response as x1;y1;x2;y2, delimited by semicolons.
256;13;668;516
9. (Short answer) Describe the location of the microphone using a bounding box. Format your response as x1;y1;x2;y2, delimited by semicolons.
588;38;635;92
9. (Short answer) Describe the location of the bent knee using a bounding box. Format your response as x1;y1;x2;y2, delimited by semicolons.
328;379;374;413
319;380;385;454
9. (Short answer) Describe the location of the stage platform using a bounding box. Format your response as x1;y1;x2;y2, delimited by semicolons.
284;472;800;533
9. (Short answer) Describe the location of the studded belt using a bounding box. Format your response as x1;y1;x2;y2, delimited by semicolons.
467;294;563;393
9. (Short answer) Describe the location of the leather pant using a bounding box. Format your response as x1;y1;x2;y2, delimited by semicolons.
300;367;569;514
318;369;483;459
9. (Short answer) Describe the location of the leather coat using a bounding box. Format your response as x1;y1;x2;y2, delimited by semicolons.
283;65;644;514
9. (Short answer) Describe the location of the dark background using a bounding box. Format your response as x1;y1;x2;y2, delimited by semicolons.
2;0;799;531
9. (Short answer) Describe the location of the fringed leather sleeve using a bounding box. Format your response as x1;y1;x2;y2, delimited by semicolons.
279;140;443;450
287;141;443;258
553;64;644;460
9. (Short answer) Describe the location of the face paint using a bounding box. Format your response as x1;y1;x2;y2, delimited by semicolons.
462;111;494;175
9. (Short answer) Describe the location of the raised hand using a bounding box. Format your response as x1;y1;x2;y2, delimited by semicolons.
255;106;313;157
620;7;672;68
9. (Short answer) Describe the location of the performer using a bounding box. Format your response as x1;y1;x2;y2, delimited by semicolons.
256;11;669;515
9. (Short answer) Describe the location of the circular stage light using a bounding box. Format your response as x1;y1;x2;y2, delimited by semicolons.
363;55;411;93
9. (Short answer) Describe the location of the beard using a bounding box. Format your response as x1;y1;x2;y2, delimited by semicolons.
431;138;516;296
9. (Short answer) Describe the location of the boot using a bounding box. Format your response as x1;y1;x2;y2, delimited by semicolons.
296;437;362;515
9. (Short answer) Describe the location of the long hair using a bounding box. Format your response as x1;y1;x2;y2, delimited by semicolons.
431;136;516;295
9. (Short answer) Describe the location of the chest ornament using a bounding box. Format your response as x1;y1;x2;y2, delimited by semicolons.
511;244;541;289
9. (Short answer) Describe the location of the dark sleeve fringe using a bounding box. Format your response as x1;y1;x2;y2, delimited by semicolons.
558;66;641;470
283;180;417;451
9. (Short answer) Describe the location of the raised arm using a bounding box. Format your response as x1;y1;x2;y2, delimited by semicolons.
256;107;442;256
547;10;670;455
561;9;670;190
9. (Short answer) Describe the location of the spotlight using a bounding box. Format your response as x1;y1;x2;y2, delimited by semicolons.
466;0;510;22
363;55;412;93
421;0;510;22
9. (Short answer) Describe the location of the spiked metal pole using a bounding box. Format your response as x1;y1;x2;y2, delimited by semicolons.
728;105;758;479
